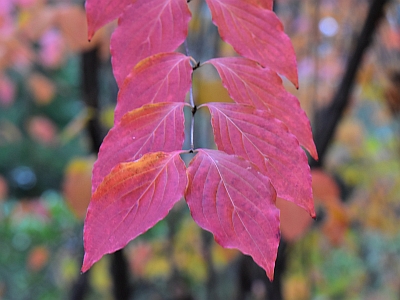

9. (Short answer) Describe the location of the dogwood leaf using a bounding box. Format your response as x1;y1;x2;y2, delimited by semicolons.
115;53;193;124
82;151;187;272
205;0;298;87
111;0;191;86
205;102;315;217
207;57;318;160
185;149;280;279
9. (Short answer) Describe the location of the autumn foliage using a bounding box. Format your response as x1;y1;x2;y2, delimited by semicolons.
82;0;317;280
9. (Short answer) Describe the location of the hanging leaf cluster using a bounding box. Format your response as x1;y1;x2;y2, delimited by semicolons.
82;0;317;280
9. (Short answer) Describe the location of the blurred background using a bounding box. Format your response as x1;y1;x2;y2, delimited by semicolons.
1;0;400;299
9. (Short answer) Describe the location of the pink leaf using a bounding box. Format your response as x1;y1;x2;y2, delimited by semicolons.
207;57;318;160
204;0;298;87
92;102;188;193
115;53;193;123
205;102;315;217
82;151;187;272
85;0;131;40
111;0;191;86
185;149;279;279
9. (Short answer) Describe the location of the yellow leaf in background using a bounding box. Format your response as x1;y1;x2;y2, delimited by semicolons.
173;219;206;280
100;106;115;129
59;255;79;284
283;275;310;300
144;256;171;279
211;243;238;269
90;257;112;298
195;68;234;105
63;156;95;220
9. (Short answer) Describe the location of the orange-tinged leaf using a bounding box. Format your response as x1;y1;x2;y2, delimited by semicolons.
0;175;8;201
111;0;191;86
247;0;273;10
82;151;187;272
27;246;50;271
92;102;188;193
205;102;315;217
85;0;131;40
207;57;318;160
276;198;313;242
185;149;279;279
204;0;298;86
28;73;56;105
115;53;192;123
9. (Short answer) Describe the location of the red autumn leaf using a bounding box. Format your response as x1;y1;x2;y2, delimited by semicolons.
207;57;318;160
85;0;131;40
204;0;298;87
111;0;191;86
185;149;279;279
205;102;315;217
92;102;188;193
115;53;193;123
82;151;187;272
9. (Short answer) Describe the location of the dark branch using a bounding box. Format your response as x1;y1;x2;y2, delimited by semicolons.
310;0;391;168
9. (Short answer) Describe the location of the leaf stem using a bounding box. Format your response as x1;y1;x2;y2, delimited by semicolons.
185;38;196;152
190;102;196;152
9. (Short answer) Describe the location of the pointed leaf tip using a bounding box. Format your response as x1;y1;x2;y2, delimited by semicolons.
185;149;279;279
83;151;188;272
85;0;131;41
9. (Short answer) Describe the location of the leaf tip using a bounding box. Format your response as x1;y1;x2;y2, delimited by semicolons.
311;211;317;220
87;31;94;42
81;251;97;273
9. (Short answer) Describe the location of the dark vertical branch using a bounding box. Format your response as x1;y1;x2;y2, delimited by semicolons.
110;250;131;300
70;268;90;300
311;0;391;167
82;48;103;152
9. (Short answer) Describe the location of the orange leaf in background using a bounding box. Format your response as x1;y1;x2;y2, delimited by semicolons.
277;198;313;242
27;116;57;145
0;175;8;201
127;242;153;277
312;169;340;199
55;5;106;53
311;169;349;246
63;157;95;220
27;245;50;271
0;74;15;107
28;73;56;105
